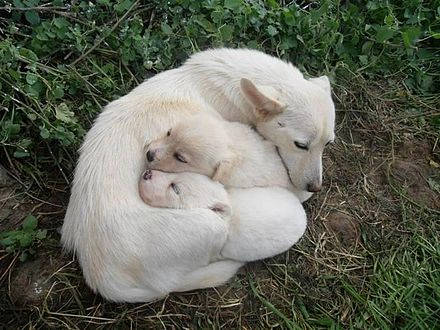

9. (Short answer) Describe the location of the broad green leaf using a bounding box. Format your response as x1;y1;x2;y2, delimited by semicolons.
19;233;33;248
362;41;373;54
266;0;278;9
25;10;40;25
27;113;37;121
13;150;29;158
26;73;38;85
402;27;420;48
366;1;379;10
359;55;368;65
384;14;394;26
0;237;15;247
375;26;394;43
19;48;38;61
22;215;38;231
7;69;20;81
211;9;224;24
53;17;69;29
283;10;295;26
420;74;433;91
40;127;50;139
52;85;65;99
161;23;173;35
55;103;76;123
267;25;278;37
195;17;215;33
224;0;242;11
114;0;133;13
36;229;47;240
13;0;24;7
4;122;20;136
27;80;43;97
219;25;233;41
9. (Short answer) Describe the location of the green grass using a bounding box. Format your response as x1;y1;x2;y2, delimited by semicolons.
0;0;439;328
342;229;440;329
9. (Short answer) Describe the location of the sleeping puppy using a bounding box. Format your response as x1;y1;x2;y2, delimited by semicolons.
139;169;231;215
139;170;307;262
144;114;312;202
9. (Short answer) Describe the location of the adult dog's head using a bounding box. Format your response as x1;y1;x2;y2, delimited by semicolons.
240;76;335;193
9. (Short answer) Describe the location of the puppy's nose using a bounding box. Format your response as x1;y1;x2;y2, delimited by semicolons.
146;150;155;162
143;170;153;180
306;182;321;192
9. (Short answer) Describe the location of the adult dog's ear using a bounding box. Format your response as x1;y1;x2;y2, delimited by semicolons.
309;75;331;94
209;202;232;219
240;78;285;121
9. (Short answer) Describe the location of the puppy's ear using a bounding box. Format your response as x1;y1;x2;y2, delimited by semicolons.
209;202;232;219
212;146;238;183
212;158;234;184
240;78;285;121
309;75;331;94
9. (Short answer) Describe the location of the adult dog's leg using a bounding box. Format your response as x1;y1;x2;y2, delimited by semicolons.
221;187;307;262
175;260;244;292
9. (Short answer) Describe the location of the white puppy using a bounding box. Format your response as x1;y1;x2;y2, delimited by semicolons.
139;170;307;263
145;114;312;202
138;169;231;213
62;48;334;302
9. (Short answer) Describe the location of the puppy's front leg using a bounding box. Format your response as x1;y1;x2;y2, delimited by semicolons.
176;260;244;292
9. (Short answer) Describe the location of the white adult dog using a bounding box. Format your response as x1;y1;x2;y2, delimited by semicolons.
61;48;335;302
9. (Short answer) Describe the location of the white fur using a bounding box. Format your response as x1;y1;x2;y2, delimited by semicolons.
145;113;313;202
61;48;334;302
222;187;306;261
185;49;335;191
139;170;306;262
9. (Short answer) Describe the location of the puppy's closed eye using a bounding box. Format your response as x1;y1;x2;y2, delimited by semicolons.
170;183;180;194
174;152;187;163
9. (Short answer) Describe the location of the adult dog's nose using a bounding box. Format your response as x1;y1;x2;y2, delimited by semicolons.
143;170;153;180
146;150;155;162
306;182;321;192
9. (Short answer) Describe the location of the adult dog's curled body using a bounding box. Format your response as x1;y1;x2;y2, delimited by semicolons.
62;48;335;302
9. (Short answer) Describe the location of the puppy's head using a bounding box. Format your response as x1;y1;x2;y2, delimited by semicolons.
240;76;335;193
139;169;231;218
145;115;235;181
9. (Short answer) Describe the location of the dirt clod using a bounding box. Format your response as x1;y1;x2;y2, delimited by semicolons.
9;257;64;306
389;140;440;210
326;211;360;245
